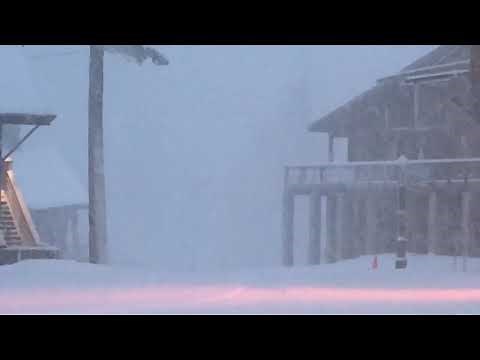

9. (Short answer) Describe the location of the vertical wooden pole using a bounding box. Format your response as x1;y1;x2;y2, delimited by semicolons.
366;191;377;255
89;45;108;264
461;190;472;272
427;189;438;254
308;189;321;265
71;209;80;261
352;194;361;257
335;192;345;261
413;83;420;129
328;134;334;162
326;194;337;262
282;175;294;267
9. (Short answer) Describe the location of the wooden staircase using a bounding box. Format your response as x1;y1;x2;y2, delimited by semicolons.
0;158;60;264
0;192;22;247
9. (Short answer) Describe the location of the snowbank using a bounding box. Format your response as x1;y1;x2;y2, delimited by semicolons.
1;254;480;314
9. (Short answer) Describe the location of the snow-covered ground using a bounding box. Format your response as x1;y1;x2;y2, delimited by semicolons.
2;254;480;314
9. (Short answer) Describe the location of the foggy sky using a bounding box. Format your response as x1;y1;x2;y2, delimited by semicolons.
20;45;435;271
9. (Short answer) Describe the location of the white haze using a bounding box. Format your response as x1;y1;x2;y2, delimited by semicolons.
19;45;435;272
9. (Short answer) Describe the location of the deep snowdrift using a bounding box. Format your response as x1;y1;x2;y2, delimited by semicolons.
1;254;480;314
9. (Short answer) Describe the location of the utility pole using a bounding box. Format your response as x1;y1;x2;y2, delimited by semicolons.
87;45;168;265
88;45;107;264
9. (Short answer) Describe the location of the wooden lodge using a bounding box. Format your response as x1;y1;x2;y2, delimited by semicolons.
282;45;480;266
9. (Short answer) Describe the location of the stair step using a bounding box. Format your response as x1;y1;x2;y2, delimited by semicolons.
6;241;22;246
5;240;21;245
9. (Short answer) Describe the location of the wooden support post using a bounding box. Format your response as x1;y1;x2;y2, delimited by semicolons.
326;194;337;262
461;191;472;272
335;192;345;261
427;189;438;254
413;83;420;129
366;192;377;255
282;190;294;267
308;189;321;265
328;134;334;162
352;195;362;258
384;104;390;131
55;208;69;258
71;209;80;261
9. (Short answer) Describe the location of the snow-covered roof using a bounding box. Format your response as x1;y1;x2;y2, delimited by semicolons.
401;45;470;73
12;143;88;210
309;46;472;133
0;46;52;115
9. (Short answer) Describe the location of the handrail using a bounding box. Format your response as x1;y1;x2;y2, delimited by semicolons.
286;157;480;169
285;158;480;188
2;160;41;246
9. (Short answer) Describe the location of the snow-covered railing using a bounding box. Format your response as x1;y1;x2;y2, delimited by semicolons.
285;158;480;188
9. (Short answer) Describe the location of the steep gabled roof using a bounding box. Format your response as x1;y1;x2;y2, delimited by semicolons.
401;45;469;73
310;46;471;133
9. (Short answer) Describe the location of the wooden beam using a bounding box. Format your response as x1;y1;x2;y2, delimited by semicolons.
461;191;472;271
282;190;294;267
335;192;345;261
328;134;334;162
352;194;362;257
413;83;420;129
366;192;377;255
427;190;438;254
0;113;56;126
308;189;321;265
71;210;80;261
326;194;337;262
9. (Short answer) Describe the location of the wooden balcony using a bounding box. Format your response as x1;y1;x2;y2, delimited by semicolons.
284;158;480;194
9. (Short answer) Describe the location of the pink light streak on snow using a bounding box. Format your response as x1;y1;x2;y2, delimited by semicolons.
2;286;480;313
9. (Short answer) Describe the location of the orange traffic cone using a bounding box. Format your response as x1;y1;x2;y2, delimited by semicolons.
372;256;378;270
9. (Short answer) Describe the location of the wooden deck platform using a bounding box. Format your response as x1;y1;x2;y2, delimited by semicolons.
0;246;59;266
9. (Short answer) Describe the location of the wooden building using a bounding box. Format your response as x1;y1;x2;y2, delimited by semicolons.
282;45;480;266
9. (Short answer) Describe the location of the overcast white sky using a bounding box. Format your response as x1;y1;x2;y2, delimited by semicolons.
11;45;435;271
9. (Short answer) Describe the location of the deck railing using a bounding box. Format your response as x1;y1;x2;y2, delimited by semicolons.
285;158;480;188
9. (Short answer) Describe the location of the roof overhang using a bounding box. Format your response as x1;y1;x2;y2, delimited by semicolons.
0;113;56;126
309;57;472;134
